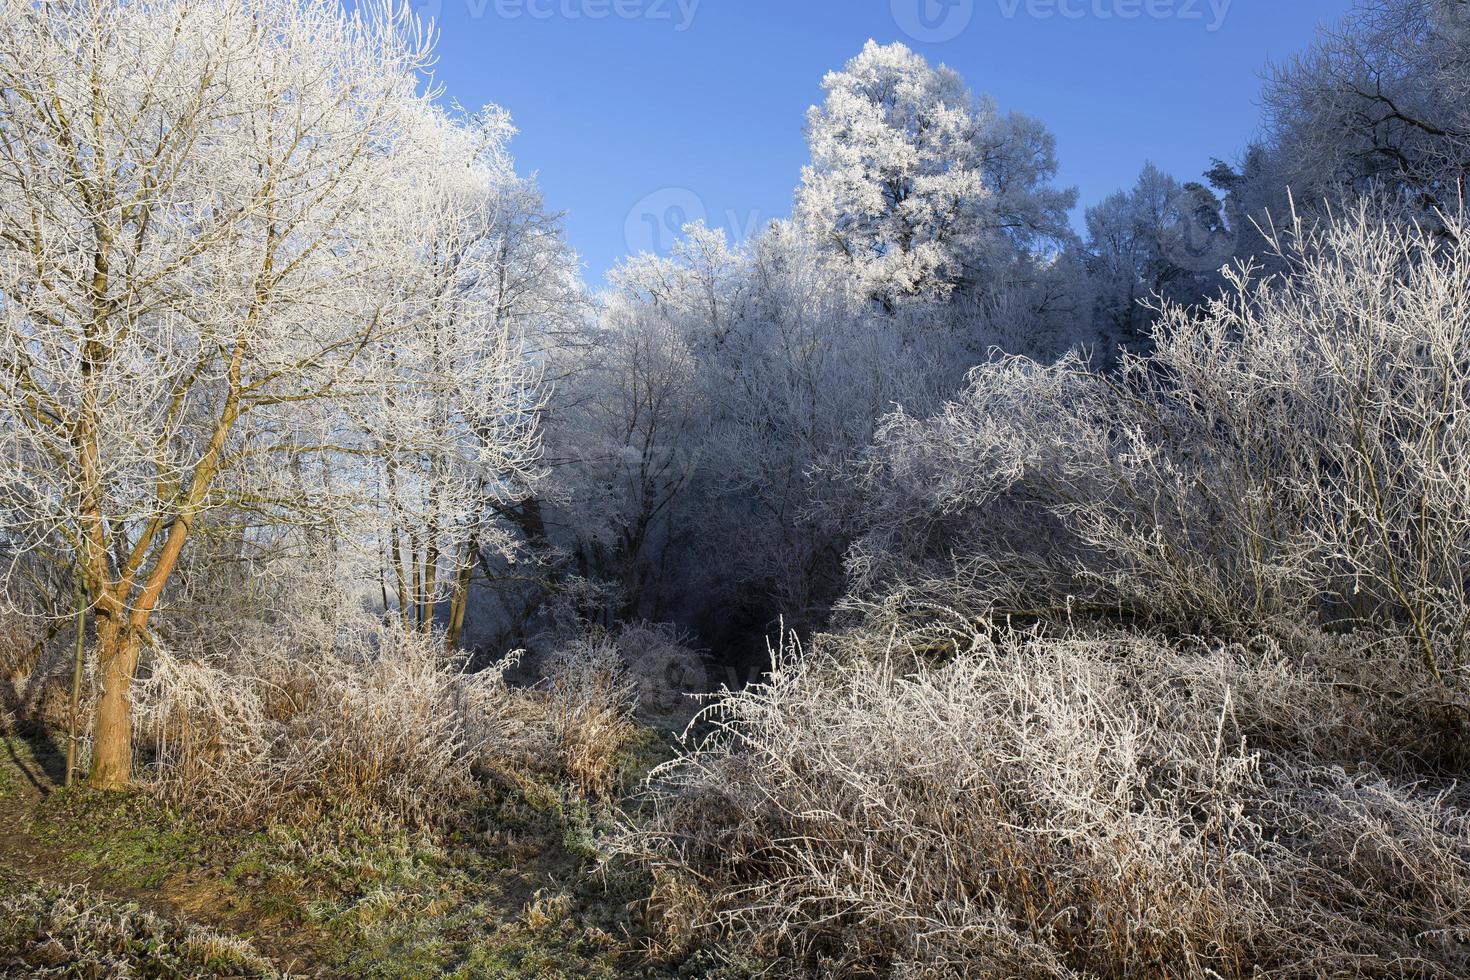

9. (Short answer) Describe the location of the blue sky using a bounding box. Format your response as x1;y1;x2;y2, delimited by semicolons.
420;0;1356;284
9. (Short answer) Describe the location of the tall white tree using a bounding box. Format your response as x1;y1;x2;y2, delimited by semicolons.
795;40;1074;308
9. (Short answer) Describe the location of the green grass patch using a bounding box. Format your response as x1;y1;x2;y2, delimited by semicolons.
0;718;760;977
23;759;688;978
33;786;215;890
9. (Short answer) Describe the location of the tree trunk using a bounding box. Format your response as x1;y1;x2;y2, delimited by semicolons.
446;540;476;650
88;620;140;790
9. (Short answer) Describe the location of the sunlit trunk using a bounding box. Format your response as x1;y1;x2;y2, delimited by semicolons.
421;538;439;633
88;617;140;790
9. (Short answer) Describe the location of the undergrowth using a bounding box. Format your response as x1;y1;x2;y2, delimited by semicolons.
0;866;280;978
18;739;692;978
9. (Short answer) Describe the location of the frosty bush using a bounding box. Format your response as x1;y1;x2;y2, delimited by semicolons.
132;625;505;828
852;205;1470;683
0;611;51;733
619;626;1470;977
538;630;641;797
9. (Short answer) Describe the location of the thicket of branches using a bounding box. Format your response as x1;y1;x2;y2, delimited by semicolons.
853;206;1470;668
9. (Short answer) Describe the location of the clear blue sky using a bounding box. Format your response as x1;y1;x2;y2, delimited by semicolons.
418;0;1356;284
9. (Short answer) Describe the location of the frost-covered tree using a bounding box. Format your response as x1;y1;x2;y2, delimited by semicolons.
1083;163;1234;354
545;226;728;625
0;0;514;787
552;218;968;646
362;107;555;649
795;41;1075;308
1201;0;1469;269
1263;0;1470;216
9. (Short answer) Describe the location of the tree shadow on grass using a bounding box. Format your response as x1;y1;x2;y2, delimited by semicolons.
4;729;67;794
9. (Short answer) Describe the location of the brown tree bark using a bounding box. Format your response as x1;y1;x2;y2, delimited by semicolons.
88;618;140;789
82;338;244;790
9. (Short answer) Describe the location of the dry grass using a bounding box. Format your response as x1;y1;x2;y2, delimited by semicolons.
0;612;82;737
133;624;491;829
130;622;643;830
616;624;1470;978
538;631;642;798
0;613;33;734
0;867;281;978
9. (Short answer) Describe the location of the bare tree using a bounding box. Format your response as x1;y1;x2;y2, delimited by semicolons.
0;0;443;787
